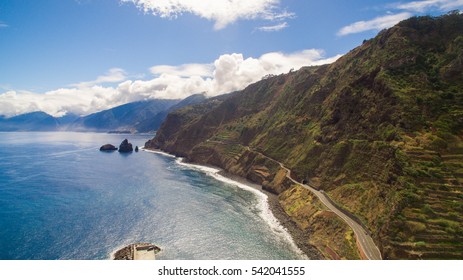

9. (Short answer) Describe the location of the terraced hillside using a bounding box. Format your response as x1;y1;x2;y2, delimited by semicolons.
146;13;463;259
389;138;463;259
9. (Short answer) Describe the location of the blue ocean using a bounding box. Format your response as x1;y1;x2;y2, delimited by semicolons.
0;132;303;260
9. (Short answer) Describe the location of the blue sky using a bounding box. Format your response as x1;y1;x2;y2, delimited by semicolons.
0;0;462;117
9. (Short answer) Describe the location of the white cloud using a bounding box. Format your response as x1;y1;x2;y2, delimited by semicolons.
112;49;341;101
257;22;289;32
150;63;214;77
0;22;8;28
121;0;294;30
0;50;341;118
0;87;120;118
395;0;463;12
337;12;412;36
338;0;463;36
70;68;127;88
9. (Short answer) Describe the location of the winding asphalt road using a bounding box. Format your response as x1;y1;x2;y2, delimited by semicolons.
245;146;382;260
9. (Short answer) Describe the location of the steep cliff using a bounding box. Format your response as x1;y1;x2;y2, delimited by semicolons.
146;13;463;259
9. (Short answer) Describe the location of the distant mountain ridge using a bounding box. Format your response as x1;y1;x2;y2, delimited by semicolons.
69;99;179;133
133;94;207;133
0;111;78;131
146;13;463;259
0;94;207;133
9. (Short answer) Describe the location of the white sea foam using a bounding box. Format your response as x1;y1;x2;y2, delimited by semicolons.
108;247;119;260
140;147;176;158
173;157;307;259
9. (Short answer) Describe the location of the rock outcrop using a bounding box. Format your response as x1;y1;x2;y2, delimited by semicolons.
99;144;117;151
119;139;133;153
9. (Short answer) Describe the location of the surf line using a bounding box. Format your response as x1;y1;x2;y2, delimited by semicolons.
141;147;307;259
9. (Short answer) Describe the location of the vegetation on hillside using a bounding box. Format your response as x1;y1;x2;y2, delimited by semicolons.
146;13;463;259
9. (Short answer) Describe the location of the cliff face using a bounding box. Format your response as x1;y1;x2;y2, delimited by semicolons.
146;13;463;259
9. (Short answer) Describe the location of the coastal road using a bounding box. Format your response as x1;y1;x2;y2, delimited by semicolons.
147;141;381;259
244;146;382;260
279;164;382;260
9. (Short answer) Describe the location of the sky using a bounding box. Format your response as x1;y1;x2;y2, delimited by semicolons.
1;0;462;117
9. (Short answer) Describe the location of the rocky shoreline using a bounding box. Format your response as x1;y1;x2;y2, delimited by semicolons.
144;148;322;260
265;192;323;259
218;170;323;260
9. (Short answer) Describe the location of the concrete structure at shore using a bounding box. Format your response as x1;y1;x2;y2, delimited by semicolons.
113;243;160;260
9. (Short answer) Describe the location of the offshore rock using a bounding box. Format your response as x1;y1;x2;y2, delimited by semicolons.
119;139;133;153
99;144;117;151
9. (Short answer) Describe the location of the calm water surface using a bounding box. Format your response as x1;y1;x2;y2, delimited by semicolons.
0;132;302;260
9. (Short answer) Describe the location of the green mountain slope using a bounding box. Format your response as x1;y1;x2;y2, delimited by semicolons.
134;93;207;133
146;13;463;259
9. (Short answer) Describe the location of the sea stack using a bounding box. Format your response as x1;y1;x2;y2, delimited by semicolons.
100;144;117;151
119;139;133;153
